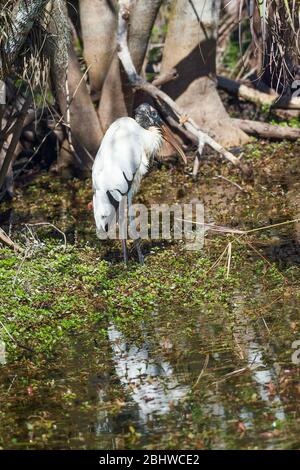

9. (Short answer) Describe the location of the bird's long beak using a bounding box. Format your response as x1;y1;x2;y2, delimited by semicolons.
160;123;187;164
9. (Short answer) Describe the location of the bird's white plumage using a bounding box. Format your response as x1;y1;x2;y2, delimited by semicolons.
92;117;162;234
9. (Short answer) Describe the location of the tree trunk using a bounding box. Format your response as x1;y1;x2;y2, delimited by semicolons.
98;0;162;131
217;75;300;109
160;0;250;147
49;1;103;174
79;0;117;94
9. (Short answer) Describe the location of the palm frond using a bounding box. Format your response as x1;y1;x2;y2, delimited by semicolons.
0;0;70;101
0;1;15;80
239;0;300;91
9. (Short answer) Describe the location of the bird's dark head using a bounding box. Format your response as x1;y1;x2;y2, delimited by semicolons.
134;103;163;129
135;102;187;164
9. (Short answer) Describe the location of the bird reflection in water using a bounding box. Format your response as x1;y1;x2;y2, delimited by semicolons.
95;323;188;435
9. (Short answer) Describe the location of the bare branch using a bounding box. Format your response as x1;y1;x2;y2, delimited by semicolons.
117;0;249;174
218;75;300;110
0;227;24;253
152;69;178;87
25;223;67;251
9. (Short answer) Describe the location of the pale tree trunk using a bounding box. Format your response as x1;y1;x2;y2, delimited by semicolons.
161;0;250;147
79;0;117;94
55;46;103;171
49;0;103;174
98;0;162;131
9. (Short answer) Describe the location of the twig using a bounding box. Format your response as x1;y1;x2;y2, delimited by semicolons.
116;0;250;175
0;319;34;354
7;374;17;393
0;226;24;253
234;118;300;141
226;241;232;279
203;242;232;277
212;363;263;385
217;75;300;110
192;354;209;389
174;218;245;235
12;246;30;288
25;223;67;251
244;218;300;235
213;175;248;192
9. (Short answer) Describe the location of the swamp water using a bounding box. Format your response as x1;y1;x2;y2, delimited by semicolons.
0;142;300;449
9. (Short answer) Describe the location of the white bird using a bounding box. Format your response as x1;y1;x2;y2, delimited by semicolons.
92;103;186;264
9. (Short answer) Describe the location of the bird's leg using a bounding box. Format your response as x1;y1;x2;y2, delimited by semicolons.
127;189;134;230
122;238;128;265
127;190;144;265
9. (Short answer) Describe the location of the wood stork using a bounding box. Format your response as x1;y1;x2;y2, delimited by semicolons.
92;103;186;264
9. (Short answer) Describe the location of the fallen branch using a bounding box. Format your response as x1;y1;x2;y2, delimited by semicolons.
217;75;300;110
0;227;24;253
273;109;300;120
117;0;250;175
234;118;300;141
25;222;67;251
213;175;248;192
